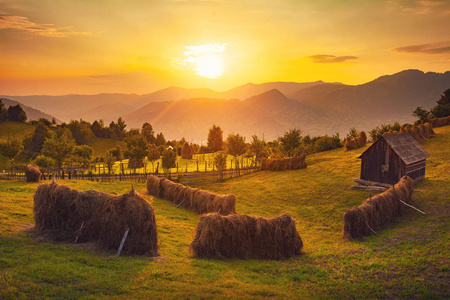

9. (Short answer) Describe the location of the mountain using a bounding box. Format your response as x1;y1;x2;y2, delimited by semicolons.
2;69;448;141
219;81;325;100
1;98;60;123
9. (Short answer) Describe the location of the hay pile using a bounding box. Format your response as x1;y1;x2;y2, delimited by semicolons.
260;152;307;171
343;176;414;240
146;175;236;215
25;164;41;182
427;116;450;127
398;123;434;142
344;131;367;151
33;182;158;256
190;213;303;260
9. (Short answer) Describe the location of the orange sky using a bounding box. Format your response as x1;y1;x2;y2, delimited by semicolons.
0;0;449;95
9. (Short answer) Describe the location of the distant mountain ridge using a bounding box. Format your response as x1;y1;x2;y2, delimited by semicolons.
1;98;60;123
2;69;449;141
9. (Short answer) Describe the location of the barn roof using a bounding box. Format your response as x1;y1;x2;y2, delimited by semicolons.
359;132;430;165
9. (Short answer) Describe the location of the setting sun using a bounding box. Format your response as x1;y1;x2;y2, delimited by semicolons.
175;43;228;79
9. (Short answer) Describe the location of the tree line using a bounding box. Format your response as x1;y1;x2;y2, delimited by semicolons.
1;88;448;177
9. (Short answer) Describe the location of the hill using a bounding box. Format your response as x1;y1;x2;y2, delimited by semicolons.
1;98;60;123
2;69;449;140
0;125;448;298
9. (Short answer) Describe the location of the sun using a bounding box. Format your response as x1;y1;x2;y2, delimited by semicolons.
175;43;228;78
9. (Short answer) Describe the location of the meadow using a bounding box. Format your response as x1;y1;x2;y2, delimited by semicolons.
0;127;448;299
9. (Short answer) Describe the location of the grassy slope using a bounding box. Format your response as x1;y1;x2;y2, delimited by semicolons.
0;122;125;169
0;127;448;299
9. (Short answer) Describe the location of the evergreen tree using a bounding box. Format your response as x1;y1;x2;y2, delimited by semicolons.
7;104;27;122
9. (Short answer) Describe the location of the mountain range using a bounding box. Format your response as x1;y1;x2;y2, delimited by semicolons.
2;69;449;142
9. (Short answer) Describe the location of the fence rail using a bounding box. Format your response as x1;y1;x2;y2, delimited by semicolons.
2;167;259;185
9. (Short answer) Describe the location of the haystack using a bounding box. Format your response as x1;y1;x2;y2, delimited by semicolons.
344;132;367;151
261;152;306;171
25;164;41;182
33;182;158;256
428;116;450;127
146;175;236;215
190;213;303;260
343;176;414;240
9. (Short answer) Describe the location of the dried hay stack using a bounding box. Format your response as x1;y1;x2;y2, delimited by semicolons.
146;175;236;215
261;152;306;171
25;164;41;182
397;123;434;142
344;131;367;151
427;116;450;127
343;176;414;240
33;182;158;256
190;213;303;260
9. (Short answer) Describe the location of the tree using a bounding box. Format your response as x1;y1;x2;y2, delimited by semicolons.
104;151;116;174
0;137;23;173
7;104;27;122
155;132;166;146
41;128;76;173
226;133;246;168
181;142;193;159
430;88;450;118
249;134;267;161
68;120;95;145
72;145;94;170
34;155;56;177
142;122;155;143
213;151;228;181
412;107;430;124
23;122;51;159
91;120;111;138
279;128;302;156
207;125;223;152
124;135;148;161
161;148;176;175
347;127;359;138
109;117;127;139
147;144;160;172
0;99;8;122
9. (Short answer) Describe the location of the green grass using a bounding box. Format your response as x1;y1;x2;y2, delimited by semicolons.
0;127;449;299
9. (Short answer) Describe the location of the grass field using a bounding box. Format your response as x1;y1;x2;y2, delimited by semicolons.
0;127;449;299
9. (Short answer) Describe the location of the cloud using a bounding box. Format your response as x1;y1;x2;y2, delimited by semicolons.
0;13;93;37
393;42;450;54
387;0;450;15
308;55;359;63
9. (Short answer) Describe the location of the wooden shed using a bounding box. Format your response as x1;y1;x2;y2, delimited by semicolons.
359;132;430;184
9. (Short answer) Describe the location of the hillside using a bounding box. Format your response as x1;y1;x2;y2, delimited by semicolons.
0;126;448;298
2;69;449;141
1;98;60;123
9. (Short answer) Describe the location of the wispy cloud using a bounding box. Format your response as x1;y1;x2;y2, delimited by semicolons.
308;55;359;63
0;13;93;37
387;0;450;15
393;42;450;54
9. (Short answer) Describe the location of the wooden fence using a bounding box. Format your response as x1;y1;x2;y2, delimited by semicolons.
2;167;259;185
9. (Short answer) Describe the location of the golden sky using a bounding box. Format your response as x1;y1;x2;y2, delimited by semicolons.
1;0;449;95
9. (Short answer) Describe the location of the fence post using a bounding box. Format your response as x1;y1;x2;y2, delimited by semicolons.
205;161;207;172
197;160;199;172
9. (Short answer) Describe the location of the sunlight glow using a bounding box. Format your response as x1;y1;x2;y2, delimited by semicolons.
176;43;228;78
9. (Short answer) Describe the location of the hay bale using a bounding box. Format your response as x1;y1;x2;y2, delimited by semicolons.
260;153;307;171
146;175;162;197
190;213;303;260
343;176;414;240
146;175;236;215
345;132;367;151
25;164;41;182
33;182;158;256
424;123;435;136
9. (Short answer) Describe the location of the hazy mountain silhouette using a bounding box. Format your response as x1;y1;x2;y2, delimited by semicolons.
1;98;60;123
219;81;325;100
2;69;449;141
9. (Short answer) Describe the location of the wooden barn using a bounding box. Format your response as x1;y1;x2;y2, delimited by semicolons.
359;132;430;185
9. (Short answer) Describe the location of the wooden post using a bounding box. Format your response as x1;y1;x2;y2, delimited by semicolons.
186;162;188;173
176;162;178;173
197;160;199;172
116;228;130;257
205;161;207;172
